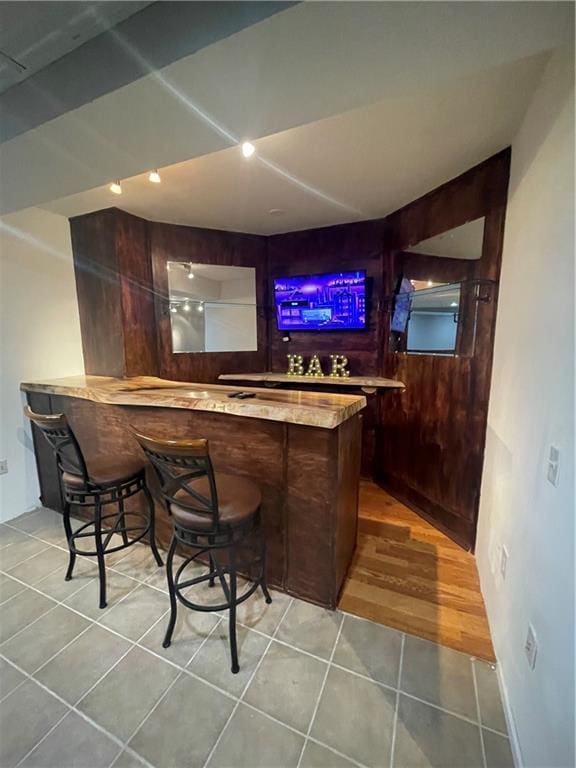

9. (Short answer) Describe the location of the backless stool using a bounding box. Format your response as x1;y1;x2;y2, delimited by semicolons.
135;433;271;674
25;407;163;608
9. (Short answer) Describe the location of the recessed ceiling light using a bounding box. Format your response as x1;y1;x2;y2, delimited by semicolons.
183;302;191;312
109;180;122;195
149;170;161;183
197;303;204;313
241;141;255;158
269;208;285;216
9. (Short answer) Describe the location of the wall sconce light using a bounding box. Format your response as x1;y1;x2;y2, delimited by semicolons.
149;170;161;183
109;180;122;195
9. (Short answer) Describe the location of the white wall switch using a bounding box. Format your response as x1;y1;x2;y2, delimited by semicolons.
0;459;7;475
524;624;538;670
547;445;560;487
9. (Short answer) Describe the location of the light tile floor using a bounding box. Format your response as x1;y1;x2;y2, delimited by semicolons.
0;508;515;768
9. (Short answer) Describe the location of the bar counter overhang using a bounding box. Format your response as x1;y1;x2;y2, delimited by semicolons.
21;376;366;609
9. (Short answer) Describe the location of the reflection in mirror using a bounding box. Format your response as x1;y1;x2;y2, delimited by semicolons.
389;217;485;356
406;282;461;353
167;262;257;353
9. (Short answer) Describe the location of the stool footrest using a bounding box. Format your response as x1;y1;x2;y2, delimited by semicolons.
69;510;151;557
174;577;261;613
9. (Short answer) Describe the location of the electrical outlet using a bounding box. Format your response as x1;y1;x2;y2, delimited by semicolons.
0;459;7;475
547;445;560;487
500;546;509;580
524;624;538;670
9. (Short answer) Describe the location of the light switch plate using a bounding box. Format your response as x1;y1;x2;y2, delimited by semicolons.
525;624;538;670
547;445;560;487
500;545;509;580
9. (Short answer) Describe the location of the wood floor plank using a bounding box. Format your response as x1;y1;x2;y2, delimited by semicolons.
339;481;496;661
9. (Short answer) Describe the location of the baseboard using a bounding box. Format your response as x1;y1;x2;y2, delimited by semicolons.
496;659;524;768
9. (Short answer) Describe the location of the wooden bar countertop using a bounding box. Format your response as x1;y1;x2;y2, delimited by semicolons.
219;372;405;392
20;375;366;430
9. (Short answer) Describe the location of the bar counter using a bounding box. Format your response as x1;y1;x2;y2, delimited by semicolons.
21;376;366;609
21;375;365;429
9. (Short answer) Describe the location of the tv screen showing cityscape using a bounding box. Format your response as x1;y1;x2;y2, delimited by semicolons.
274;270;367;331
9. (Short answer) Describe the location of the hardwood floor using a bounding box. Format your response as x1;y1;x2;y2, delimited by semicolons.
339;481;495;661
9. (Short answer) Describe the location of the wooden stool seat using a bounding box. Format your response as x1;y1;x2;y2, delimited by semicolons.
135;431;271;674
25;407;163;609
62;456;145;489
171;473;262;530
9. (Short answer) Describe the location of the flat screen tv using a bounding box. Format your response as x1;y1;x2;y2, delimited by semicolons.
274;270;367;331
390;277;414;333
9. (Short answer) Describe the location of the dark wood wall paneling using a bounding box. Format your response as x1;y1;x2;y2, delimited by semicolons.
267;149;511;549
68;149;510;550
378;150;510;549
267;220;385;374
70;209;158;377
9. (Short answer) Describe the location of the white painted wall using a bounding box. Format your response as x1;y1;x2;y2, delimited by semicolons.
0;208;84;521
477;45;574;768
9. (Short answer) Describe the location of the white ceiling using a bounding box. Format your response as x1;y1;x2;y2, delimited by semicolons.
2;2;571;217
409;218;486;261
0;2;149;93
45;52;548;234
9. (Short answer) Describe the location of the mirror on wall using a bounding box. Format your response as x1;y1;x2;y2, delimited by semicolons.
389;217;486;356
405;281;461;353
167;262;258;353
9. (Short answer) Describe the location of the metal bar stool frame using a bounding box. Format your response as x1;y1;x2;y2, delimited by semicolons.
25;407;163;609
136;433;271;674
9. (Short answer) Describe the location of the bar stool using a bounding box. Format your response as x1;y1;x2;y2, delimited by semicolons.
25;407;163;608
134;433;271;674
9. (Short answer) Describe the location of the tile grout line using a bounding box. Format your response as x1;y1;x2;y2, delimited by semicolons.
201;596;295;768
0;548;55;597
2;642;378;768
2;652;128;768
1;563;510;738
305;734;370;768
338;604;496;665
0;568;142;646
8;602;175;768
6;522;498;663
1;521;153;589
389;632;406;768
1;576;508;768
0;580;27;607
0;601;61;647
295;611;346;768
108;612;225;768
5;515;499;663
472;658;488;768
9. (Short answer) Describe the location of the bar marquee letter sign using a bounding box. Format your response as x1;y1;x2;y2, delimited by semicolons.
286;354;350;378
